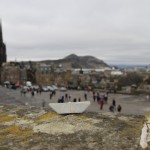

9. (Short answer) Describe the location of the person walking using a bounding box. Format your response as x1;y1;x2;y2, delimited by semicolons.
117;104;122;113
68;94;71;101
50;92;53;100
78;98;81;102
84;92;87;100
93;93;96;102
65;93;68;101
109;104;114;112
31;90;34;97
112;99;116;107
104;93;108;104
99;99;104;110
42;100;45;108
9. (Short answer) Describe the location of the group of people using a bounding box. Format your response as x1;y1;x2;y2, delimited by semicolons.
93;91;122;113
57;90;123;113
91;91;108;110
109;99;122;113
98;94;108;110
20;87;42;97
57;93;82;103
57;93;71;103
38;88;123;113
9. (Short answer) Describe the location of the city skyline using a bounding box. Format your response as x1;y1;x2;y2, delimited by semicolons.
0;0;150;65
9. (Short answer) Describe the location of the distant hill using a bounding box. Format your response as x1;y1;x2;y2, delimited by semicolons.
40;54;110;69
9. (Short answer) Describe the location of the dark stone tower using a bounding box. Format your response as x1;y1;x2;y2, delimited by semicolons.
0;21;7;66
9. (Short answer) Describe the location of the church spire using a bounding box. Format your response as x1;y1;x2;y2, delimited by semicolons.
0;19;7;66
0;20;3;43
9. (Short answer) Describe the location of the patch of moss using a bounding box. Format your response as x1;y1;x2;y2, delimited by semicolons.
35;113;59;123
0;147;8;150
0;125;33;141
119;119;143;138
0;114;15;125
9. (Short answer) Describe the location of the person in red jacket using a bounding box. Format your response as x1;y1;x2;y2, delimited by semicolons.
99;99;104;110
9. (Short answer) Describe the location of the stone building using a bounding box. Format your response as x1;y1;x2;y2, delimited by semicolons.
1;62;20;84
1;62;27;85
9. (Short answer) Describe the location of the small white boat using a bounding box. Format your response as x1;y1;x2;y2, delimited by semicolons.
49;101;91;114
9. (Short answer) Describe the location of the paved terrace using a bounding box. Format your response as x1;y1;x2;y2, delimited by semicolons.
0;86;150;115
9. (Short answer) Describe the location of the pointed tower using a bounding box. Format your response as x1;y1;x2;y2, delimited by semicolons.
0;20;7;66
0;22;3;43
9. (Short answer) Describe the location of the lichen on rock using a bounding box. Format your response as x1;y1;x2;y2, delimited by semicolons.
0;105;146;149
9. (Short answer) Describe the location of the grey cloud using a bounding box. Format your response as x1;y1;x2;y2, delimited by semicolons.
0;0;150;64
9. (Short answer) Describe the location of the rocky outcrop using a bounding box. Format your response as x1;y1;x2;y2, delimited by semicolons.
0;105;144;150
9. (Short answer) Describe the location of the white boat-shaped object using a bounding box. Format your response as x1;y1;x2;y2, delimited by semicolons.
49;101;91;114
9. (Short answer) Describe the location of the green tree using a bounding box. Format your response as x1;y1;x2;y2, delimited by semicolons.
118;72;143;87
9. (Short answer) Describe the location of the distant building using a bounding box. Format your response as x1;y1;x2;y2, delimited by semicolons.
39;63;51;73
1;62;27;84
111;70;123;76
0;21;7;66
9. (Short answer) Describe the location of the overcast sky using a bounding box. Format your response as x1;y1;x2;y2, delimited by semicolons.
0;0;150;65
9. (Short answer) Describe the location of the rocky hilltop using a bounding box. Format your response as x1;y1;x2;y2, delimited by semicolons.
0;105;145;150
40;54;110;69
